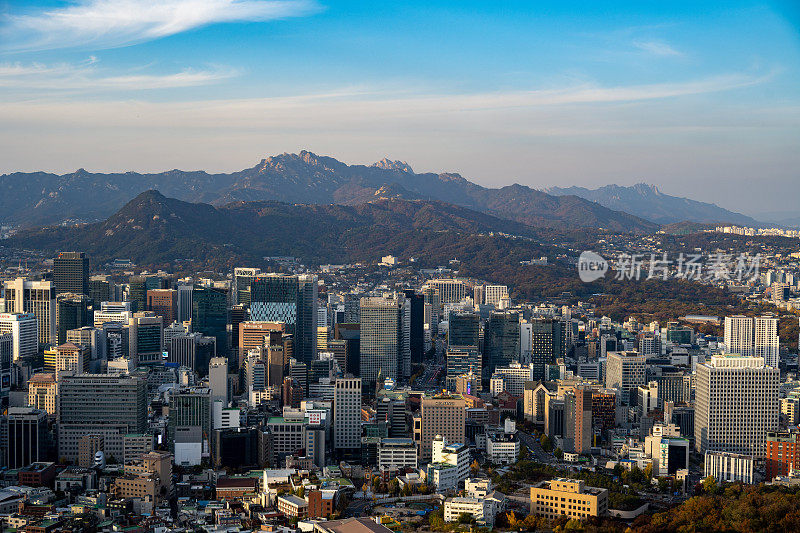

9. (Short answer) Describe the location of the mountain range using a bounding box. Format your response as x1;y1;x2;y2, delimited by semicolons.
1;151;659;232
0;152;757;232
545;183;757;226
7;190;555;267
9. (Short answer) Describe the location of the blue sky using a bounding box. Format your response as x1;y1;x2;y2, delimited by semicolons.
1;0;798;216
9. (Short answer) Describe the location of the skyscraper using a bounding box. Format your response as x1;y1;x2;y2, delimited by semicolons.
605;351;646;404
3;278;57;346
208;357;229;406
755;315;780;368
129;312;164;366
421;279;467;304
250;274;317;364
359;296;402;388
448;312;480;349
169;333;216;376
53;252;89;296
403;289;425;365
724;315;754;357
88;275;113;306
484;311;520;381
724;315;780;368
233;267;261;306
58;374;147;462
177;284;193;323
695;355;779;457
56;293;92;345
334;377;361;459
192;286;228;356
530;318;567;380
6;407;50;469
419;394;466;461
147;289;178;325
0;312;38;362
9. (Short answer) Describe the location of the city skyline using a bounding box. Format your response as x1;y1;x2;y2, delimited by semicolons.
1;1;799;215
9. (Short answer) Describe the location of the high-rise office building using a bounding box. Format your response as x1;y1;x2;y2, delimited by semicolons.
530;317;563;380
695;355;779;457
418;394;466;461
229;304;247;362
448;312;480;349
250;274;317;364
403;289;425;365
6;407;50;469
192;286;228;357
238;321;284;368
169;387;213;445
233;267;261;306
605;351;646;404
53;252;89;296
169;333;216;376
177;284;193;324
3;278;57;346
421;279;467;304
0;312;38;362
27;373;57;415
0;333;11;403
359;296;402;387
56;293;92;345
446;346;481;391
484;311;520;381
129;312;164;366
58;374;147;462
209;357;229;407
88;275;113;306
55;342;90;380
147;289;178;325
94;301;132;327
564;386;593;454
484;285;509;307
333;377;362;458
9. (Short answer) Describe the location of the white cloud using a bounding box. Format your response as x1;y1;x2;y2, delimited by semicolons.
2;0;320;51
0;60;237;90
633;40;683;57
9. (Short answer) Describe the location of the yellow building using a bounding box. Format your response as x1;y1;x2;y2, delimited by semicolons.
27;373;57;415
530;478;608;520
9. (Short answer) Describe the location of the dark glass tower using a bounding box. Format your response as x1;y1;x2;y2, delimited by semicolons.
192;286;228;356
53;252;89;296
250;274;317;364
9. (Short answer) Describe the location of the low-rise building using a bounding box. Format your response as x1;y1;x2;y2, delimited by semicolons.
377;438;418;470
530;478;609;520
704;451;755;484
277;494;308;518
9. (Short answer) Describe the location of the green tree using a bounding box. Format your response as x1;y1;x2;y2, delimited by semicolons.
457;512;473;524
388;478;400;496
701;475;718;494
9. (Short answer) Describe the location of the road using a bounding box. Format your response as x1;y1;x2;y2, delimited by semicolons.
517;430;558;465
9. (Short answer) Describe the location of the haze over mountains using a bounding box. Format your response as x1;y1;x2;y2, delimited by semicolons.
546;183;757;226
0;151;750;233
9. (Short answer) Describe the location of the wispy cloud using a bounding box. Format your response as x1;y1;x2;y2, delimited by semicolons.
0;60;237;89
633;40;683;57
1;0;320;51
